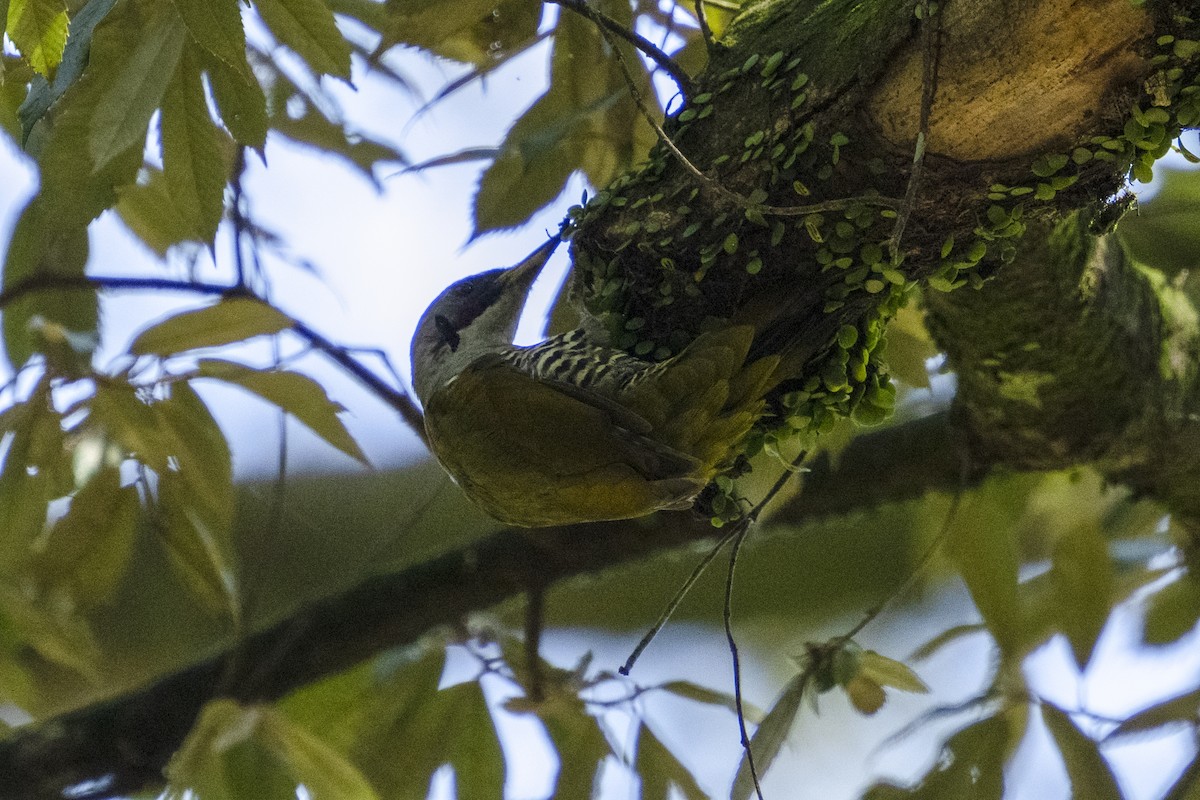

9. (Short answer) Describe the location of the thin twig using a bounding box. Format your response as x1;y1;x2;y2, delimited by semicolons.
693;0;715;53
525;585;546;702
548;0;695;99
0;273;428;441
620;451;808;675
230;148;250;287
887;0;941;263
725;519;763;800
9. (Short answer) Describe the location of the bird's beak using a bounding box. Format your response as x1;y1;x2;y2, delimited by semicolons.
499;234;563;293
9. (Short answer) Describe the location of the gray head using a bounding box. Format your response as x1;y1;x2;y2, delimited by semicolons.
410;236;561;404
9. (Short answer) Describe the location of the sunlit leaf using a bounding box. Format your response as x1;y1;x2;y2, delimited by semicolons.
1049;519;1113;670
1041;703;1122;800
732;672;808;800
34;465;139;607
160;43;235;245
88;4;187;171
637;723;707;800
17;0;118;141
7;0;68;76
165;699;263;799
1106;687;1200;741
255;0;350;79
197;359;368;464
131;299;293;357
886;304;936;388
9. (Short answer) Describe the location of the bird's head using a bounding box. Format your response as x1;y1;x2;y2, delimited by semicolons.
410;236;561;405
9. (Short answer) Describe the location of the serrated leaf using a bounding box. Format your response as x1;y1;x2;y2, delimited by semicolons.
857;650;929;694
1041;703;1123;800
160;43;235;245
115;167;195;257
637;723;707;800
1050;520;1113;670
131;298;293;357
1106;687;1200;741
255;0;350;79
88;5;187;171
7;0;68;76
170;0;252;82
732;672;808;800
204;47;267;149
34;465;139;607
17;0;117;141
197;359;368;464
945;500;1023;657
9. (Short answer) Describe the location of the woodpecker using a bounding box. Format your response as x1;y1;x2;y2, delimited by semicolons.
410;236;784;527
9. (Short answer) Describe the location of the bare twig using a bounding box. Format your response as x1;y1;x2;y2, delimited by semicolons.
887;0;941;263
725;518;764;800
0;273;428;441
620;451;807;675
694;0;715;53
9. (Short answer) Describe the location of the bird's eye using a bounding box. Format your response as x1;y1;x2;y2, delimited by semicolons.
434;314;461;352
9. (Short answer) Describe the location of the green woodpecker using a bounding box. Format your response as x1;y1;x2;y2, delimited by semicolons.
411;236;783;527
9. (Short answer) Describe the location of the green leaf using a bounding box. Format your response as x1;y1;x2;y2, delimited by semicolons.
170;0;252;83
157;469;240;617
160;43;235;245
0;582;100;680
661;680;764;722
34;465;139;607
637;723;707;800
17;0;118;142
204;46;268;149
2;206;95;369
732;672;808;800
1142;572;1200;645
131;298;293;357
255;0;351;79
909;623;987;660
377;0;539;66
7;0;68;76
1120;167;1200;274
260;708;380;800
1106;687;1200;741
538;694;612;800
197;359;368;464
444;680;505;798
1041;703;1122;800
271;97;404;185
857;650;929;694
945;498;1023;657
115;167;195;257
1049;519;1113;670
88;4;187;171
155;380;234;529
0;402;49;564
90;383;173;475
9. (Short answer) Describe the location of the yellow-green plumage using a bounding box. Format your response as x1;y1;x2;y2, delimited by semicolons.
423;325;778;527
